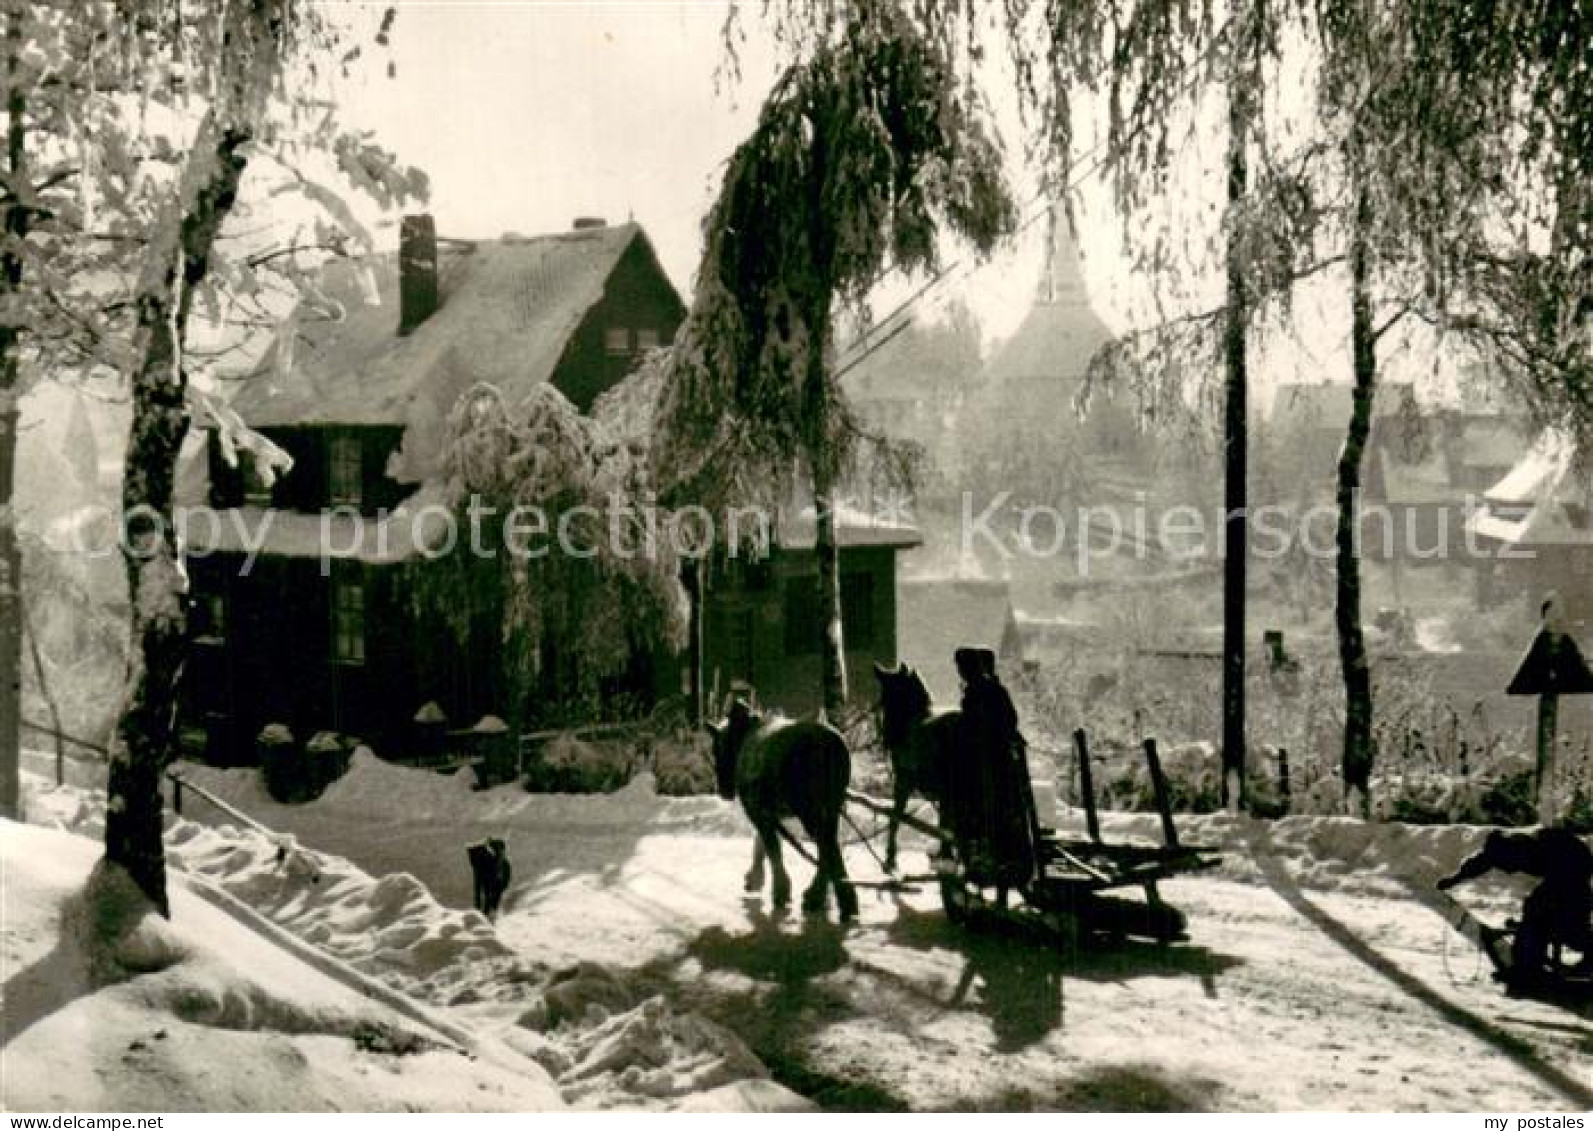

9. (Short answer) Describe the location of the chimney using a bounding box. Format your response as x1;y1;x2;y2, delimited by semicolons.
572;216;607;230
398;214;439;334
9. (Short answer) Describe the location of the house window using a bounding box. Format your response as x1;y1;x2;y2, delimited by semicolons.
782;571;874;655
636;327;659;351
783;577;820;656
193;592;226;643
332;575;366;665
841;571;875;648
328;435;362;507
604;326;631;357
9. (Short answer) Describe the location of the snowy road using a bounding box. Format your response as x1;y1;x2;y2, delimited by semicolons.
489;830;1593;1111
164;758;1593;1112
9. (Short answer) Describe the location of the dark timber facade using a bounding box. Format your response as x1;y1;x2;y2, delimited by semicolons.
180;216;918;762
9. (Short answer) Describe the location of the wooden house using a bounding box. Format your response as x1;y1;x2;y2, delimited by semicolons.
698;500;921;717
180;215;918;762
1468;427;1593;625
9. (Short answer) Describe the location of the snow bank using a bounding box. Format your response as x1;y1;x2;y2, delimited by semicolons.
165;819;516;982
0;821;564;1112
19;768;801;1112
183;749;743;835
1071;808;1562;908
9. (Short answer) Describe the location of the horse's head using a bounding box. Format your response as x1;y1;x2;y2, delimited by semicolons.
705;697;757;801
873;661;931;752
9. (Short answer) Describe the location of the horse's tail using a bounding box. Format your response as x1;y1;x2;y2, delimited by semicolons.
816;721;852;817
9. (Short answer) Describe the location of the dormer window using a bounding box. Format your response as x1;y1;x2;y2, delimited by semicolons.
604;326;631;357
636;327;659;351
329;435;362;507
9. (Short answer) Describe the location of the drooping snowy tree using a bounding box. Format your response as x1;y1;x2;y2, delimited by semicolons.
655;0;1015;716
416;373;688;730
1304;0;1592;811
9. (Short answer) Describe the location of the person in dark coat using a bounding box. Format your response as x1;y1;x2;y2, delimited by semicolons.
954;647;1037;892
467;837;513;918
1438;828;1592;981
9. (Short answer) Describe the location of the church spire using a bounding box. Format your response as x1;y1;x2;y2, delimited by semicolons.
1039;203;1089;307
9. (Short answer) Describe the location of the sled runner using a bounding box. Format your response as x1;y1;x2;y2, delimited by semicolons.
1436;887;1593;1005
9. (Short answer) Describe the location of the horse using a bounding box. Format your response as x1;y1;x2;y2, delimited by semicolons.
872;661;962;872
706;698;859;921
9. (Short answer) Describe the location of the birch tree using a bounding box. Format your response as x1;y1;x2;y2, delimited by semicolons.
1309;0;1591;810
0;2;422;835
656;0;1015;716
0;0;423;912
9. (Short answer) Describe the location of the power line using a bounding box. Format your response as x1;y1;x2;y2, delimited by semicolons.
835;22;1233;380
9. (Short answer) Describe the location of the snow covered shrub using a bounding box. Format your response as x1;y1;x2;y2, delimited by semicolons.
524;734;638;794
1094;742;1224;815
1380;772;1458;825
260;727;352;803
257;724;302;803
1246;747;1291;819
651;732;715;796
1471;768;1538;827
304;731;353;793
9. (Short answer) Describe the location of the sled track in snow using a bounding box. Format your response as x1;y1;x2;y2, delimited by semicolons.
1242;820;1593;1109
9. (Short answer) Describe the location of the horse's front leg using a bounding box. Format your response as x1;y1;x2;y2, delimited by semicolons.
744;834;766;893
757;822;792;908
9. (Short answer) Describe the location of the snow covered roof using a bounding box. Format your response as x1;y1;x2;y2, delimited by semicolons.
1467;427;1592;548
229;223;653;431
775;500;923;550
180;482;453;565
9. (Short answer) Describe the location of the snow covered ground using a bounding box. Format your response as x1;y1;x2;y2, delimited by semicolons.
10;759;810;1112
0;821;564;1111
12;751;1593;1111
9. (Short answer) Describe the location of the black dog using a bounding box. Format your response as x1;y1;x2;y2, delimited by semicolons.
467;837;513;918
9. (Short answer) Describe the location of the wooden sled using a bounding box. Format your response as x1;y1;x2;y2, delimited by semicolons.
847;731;1220;949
